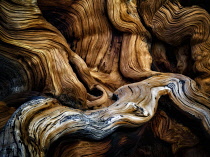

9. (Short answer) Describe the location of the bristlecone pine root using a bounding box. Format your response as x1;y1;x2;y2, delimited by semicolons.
0;0;210;156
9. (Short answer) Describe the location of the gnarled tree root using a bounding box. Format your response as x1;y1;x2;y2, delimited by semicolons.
1;73;209;156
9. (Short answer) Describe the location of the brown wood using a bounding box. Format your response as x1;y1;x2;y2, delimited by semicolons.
0;0;210;156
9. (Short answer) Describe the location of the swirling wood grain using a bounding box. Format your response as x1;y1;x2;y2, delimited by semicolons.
1;0;210;156
152;1;210;93
1;74;210;156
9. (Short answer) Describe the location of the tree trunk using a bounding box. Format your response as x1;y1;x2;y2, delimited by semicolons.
0;0;210;156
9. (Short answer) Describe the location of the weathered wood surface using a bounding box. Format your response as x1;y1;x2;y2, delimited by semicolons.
1;74;210;156
0;0;210;156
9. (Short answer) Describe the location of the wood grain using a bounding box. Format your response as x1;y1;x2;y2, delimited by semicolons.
0;0;210;156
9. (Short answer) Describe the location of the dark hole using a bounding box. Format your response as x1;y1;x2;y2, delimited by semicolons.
89;88;103;97
44;93;54;98
112;93;119;101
